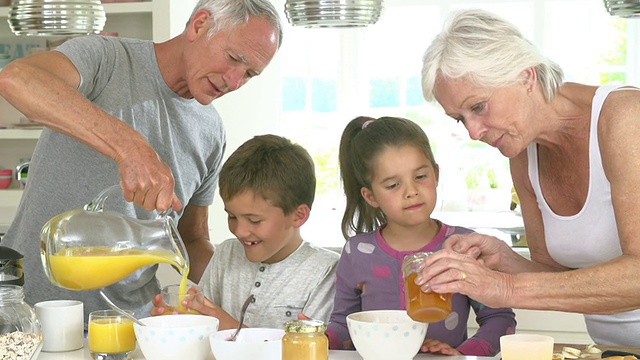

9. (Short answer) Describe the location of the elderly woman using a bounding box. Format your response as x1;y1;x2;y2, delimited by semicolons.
418;8;640;346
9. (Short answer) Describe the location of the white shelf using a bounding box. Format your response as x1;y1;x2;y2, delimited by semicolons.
103;2;153;14
0;129;42;140
0;189;22;203
0;2;153;17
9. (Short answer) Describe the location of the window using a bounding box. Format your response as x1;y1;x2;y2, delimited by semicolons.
214;0;638;247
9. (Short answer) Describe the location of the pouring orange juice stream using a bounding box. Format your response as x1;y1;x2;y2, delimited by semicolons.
48;247;192;312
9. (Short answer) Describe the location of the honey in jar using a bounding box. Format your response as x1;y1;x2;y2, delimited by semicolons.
282;319;328;360
403;252;452;322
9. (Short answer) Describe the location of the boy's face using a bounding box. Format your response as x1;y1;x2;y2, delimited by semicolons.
224;190;308;264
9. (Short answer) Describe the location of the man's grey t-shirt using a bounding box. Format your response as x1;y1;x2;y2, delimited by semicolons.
1;36;225;324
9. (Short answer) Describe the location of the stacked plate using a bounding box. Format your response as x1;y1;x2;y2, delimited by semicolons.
8;0;106;36
603;0;640;18
285;0;384;28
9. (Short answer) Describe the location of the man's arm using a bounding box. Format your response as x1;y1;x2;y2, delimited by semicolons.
0;51;180;211
177;204;214;283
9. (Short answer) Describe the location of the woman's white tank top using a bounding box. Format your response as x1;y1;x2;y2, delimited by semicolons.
526;84;640;346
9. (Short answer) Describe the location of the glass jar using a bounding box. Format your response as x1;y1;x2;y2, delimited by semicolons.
282;319;328;360
0;285;43;359
402;252;452;322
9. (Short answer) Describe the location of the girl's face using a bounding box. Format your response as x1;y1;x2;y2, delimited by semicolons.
433;75;533;158
224;190;306;264
361;145;439;227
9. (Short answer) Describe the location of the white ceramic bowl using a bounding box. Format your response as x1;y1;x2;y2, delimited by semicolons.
134;314;219;360
346;310;428;360
209;328;284;360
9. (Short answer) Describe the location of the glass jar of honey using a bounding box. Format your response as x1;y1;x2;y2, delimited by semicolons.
402;252;452;322
282;319;328;360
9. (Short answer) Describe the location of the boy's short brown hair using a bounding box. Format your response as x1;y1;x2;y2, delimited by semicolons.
218;134;316;214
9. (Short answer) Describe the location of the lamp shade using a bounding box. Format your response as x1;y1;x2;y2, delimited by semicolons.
603;0;640;18
8;0;106;36
285;0;384;28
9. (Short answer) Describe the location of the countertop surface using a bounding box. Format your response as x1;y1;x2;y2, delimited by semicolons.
35;342;640;359
35;342;498;360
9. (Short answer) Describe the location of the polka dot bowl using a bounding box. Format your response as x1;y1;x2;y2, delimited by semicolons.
134;314;219;360
346;310;428;360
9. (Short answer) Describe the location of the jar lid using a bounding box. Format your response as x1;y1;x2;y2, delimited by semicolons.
0;246;24;261
402;251;432;273
284;319;327;333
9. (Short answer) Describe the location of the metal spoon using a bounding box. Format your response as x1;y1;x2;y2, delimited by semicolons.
99;289;146;326
229;294;255;342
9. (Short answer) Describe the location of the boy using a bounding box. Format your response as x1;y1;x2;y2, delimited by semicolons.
153;135;339;330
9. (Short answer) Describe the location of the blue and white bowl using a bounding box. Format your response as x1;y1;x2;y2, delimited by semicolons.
346;310;428;360
134;314;219;360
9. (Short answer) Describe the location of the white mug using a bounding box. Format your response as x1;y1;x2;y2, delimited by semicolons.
35;300;84;352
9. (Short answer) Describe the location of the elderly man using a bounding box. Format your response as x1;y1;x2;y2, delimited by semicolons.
0;0;282;323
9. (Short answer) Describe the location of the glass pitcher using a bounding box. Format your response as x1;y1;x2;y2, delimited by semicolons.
40;185;190;291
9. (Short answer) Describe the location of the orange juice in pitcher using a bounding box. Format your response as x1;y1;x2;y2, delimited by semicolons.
40;185;190;292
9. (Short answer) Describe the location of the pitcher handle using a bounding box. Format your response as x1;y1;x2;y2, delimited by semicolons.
84;184;122;212
161;213;191;274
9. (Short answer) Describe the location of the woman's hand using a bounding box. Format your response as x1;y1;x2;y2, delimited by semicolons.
442;233;511;271
420;338;462;355
416;249;515;309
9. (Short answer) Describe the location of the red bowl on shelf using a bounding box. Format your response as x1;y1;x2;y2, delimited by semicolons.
0;169;12;189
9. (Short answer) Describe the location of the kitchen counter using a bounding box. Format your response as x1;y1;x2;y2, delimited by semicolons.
36;342;497;359
36;341;640;359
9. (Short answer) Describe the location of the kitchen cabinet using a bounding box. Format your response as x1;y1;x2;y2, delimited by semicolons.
0;0;197;227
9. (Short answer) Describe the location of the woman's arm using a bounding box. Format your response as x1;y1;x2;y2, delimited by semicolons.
509;89;640;314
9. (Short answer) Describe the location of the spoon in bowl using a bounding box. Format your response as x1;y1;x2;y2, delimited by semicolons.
99;289;146;326
229;294;255;342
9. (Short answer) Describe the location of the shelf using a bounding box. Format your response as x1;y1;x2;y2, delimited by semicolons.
0;189;22;202
0;129;42;139
0;2;153;18
103;2;153;15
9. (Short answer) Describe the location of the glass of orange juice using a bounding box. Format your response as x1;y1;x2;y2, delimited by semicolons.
160;283;202;315
88;309;136;360
402;252;452;323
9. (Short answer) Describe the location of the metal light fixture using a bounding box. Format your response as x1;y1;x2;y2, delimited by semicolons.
285;0;384;28
603;0;640;18
8;0;106;37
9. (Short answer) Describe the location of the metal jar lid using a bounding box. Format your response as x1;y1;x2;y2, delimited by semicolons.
284;319;327;333
0;246;24;262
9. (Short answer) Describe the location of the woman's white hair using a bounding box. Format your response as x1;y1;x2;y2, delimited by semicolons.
187;0;283;48
421;8;563;103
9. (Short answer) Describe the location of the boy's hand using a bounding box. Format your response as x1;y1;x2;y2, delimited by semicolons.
150;286;204;316
187;297;242;331
420;338;462;356
298;313;312;321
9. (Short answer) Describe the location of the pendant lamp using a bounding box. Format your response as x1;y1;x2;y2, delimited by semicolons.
8;0;106;36
285;0;384;28
603;0;640;18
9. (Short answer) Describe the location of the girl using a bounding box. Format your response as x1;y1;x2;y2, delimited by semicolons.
326;116;516;356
